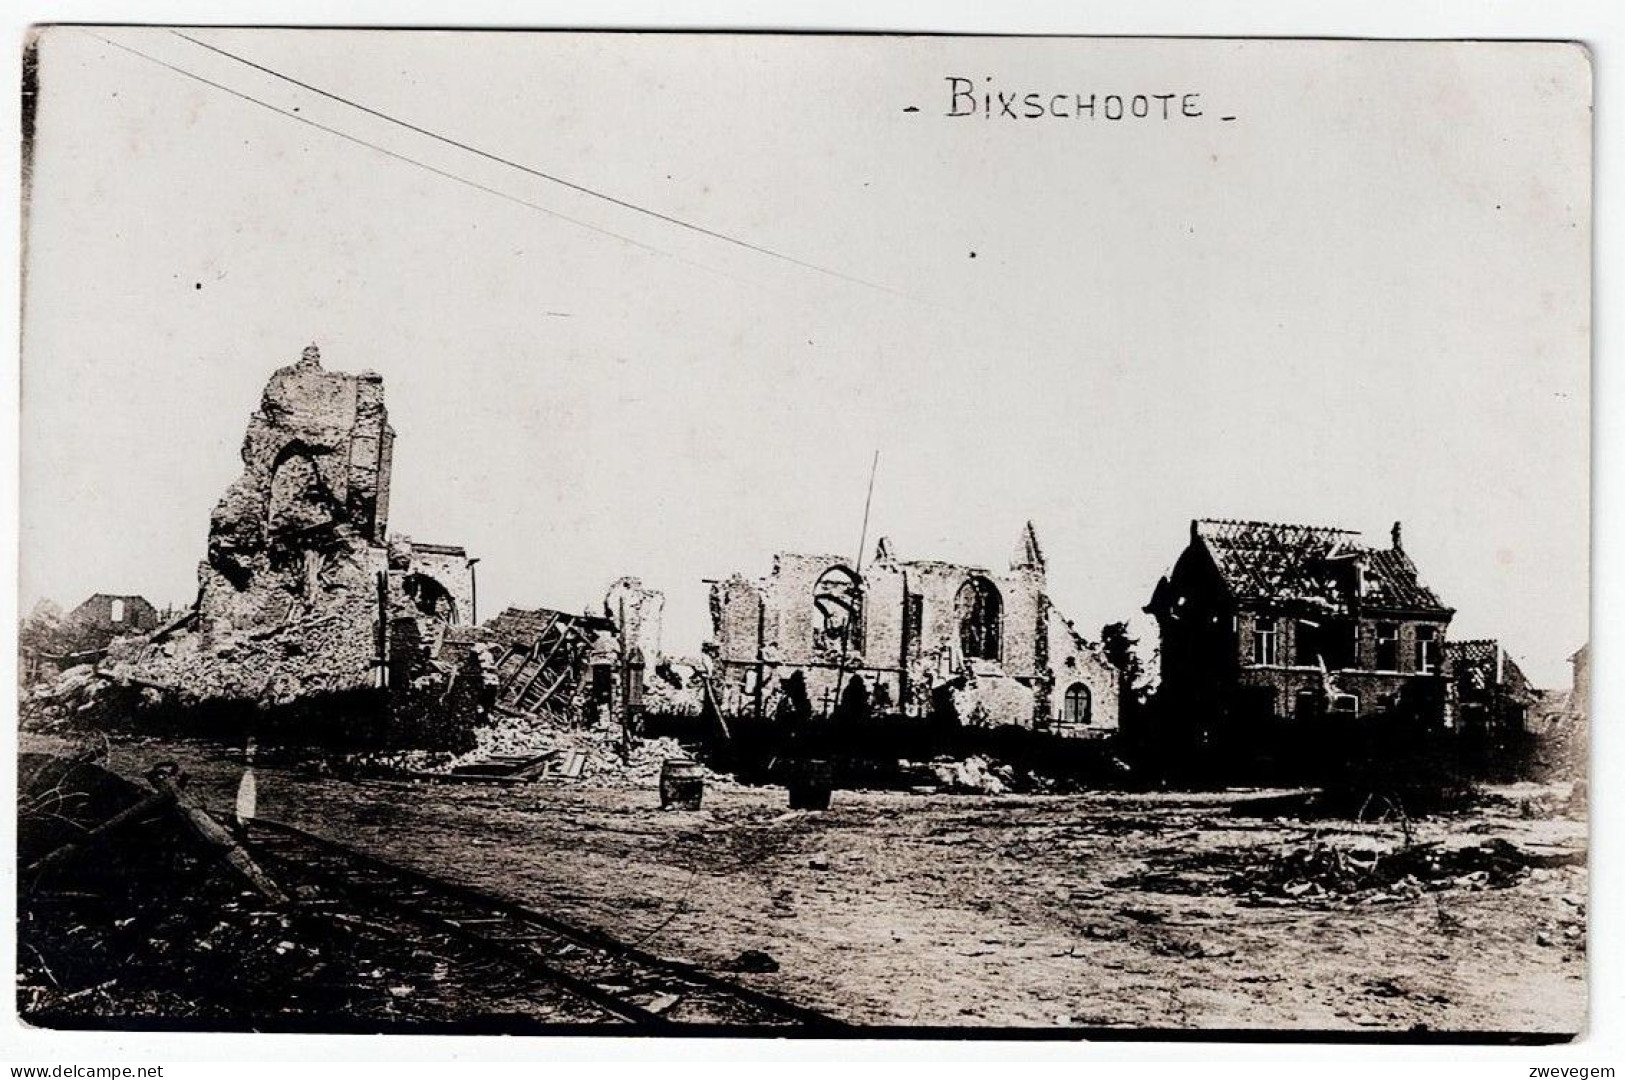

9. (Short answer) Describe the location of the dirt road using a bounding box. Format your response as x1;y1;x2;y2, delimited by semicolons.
30;733;1585;1035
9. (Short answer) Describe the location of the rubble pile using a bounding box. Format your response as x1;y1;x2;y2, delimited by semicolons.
1237;836;1587;905
924;755;1016;794
1116;835;1587;908
439;711;711;784
643;658;707;716
894;753;1110;795
23;348;499;754
1534;891;1588;951
20;663;112;727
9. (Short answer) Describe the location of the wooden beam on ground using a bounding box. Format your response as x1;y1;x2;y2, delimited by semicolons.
145;766;289;905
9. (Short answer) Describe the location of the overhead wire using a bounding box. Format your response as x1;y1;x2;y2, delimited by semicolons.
82;30;777;292
170;29;905;298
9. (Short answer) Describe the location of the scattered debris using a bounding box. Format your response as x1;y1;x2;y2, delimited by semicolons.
144;763;288;904
18;752;555;1027
1113;836;1586;907
726;950;780;974
927;755;1009;795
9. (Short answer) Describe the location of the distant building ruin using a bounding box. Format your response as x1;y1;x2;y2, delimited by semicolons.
19;593;161;682
707;524;1120;735
1568;643;1590;722
1447;639;1537;739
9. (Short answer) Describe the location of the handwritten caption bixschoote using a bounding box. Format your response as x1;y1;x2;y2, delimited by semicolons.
936;76;1231;122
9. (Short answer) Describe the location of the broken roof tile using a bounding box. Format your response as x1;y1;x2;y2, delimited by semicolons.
1193;518;1449;614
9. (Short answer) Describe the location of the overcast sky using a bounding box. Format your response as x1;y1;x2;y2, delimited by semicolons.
20;29;1590;685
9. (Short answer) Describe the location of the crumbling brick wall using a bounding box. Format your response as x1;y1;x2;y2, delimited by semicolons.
391;539;474;626
110;346;486;718
605;577;664;664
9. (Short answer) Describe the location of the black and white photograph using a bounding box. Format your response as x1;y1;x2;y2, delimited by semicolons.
10;21;1600;1051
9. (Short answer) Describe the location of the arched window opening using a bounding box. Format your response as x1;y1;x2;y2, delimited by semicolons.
1063;682;1092;725
812;565;863;655
267;444;339;537
403;573;459;624
955;576;1003;662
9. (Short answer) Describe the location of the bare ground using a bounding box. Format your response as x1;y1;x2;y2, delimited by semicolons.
21;732;1586;1035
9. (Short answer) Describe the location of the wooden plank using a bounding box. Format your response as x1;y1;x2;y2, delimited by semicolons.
503;613;562;706
518;665;572;712
510;751;564;780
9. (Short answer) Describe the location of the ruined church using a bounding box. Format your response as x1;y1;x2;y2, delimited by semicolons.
707;525;1120;735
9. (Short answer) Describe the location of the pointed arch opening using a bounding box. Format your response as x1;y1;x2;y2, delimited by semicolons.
813;565;863;655
955;575;1003;662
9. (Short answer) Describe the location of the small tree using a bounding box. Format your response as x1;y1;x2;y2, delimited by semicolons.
833;673;872;726
1100;621;1151;739
773;670;813;727
1100;621;1144;690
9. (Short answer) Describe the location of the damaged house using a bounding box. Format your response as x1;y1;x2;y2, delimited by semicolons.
107;346;491;727
1145;518;1456;737
1447;639;1538;738
707;524;1120;736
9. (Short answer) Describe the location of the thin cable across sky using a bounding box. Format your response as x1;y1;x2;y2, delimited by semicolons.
84;32;688;262
170;29;903;297
82;30;905;302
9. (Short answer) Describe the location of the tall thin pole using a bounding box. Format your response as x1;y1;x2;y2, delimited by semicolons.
831;450;880;720
855;449;880;572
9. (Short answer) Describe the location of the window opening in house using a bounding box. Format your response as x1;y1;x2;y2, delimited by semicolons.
1376;622;1400;671
1252;618;1278;666
1415;625;1441;675
1295;619;1320;666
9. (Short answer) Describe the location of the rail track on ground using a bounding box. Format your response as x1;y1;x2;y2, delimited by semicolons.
244;817;846;1033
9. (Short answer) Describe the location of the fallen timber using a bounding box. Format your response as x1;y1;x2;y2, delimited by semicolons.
25;757;288;904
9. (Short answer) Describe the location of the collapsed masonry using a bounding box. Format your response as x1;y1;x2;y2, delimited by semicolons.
105;346;494;734
83;344;685;748
481;577;699;728
19;594;163;684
